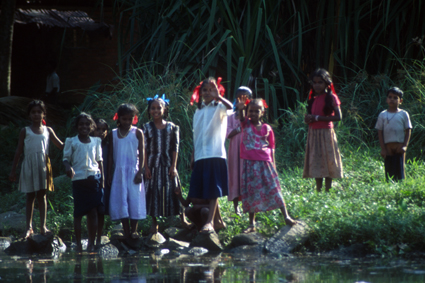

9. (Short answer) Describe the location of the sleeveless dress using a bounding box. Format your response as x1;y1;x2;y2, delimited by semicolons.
109;127;146;221
142;122;180;218
19;126;53;193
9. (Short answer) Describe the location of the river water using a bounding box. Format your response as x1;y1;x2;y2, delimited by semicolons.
1;249;425;282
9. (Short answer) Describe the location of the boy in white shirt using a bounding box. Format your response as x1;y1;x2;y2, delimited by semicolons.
375;87;412;181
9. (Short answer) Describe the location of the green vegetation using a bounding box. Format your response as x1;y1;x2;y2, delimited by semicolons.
1;58;425;256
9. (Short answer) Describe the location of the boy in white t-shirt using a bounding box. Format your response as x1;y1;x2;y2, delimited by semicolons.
375;87;412;181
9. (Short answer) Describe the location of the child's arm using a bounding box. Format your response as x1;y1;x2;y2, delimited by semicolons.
134;128;144;184
9;128;26;182
47;127;64;150
63;160;75;178
236;95;248;122
174;186;190;207
378;130;387;158
210;80;233;109
169;151;178;177
107;133;113;186
271;149;276;169
98;161;104;189
169;125;179;177
313;105;342;122
398;129;411;154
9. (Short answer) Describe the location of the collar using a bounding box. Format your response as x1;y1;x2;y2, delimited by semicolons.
200;101;218;109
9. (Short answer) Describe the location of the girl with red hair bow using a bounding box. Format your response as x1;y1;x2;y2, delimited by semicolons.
303;68;343;192
186;77;233;234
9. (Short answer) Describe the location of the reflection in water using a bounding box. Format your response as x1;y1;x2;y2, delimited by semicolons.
111;257;146;283
25;260;48;283
74;255;105;282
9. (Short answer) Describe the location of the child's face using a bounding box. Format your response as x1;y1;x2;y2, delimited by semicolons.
118;114;134;130
201;82;215;104
387;92;402;109
29;106;45;124
77;117;92;137
247;103;264;123
94;123;108;141
149;101;164;120
312;76;327;95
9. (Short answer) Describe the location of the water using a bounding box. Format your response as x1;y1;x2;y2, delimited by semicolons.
1;250;425;282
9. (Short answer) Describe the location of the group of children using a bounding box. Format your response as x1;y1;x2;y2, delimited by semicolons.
9;68;412;249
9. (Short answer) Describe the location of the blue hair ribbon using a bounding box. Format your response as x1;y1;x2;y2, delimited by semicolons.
147;94;170;105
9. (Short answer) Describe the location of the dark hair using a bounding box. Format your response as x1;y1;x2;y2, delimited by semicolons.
147;98;169;119
307;68;335;116
388;87;403;98
197;77;218;109
75;112;96;132
94;118;109;130
116;103;139;123
246;98;265;119
27;100;47;116
236;86;253;99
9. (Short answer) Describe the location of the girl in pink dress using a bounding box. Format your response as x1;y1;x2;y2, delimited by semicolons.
236;97;296;233
227;86;252;216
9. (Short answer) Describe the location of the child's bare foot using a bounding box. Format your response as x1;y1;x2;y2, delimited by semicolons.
284;217;297;226
23;228;33;239
235;206;242;217
40;227;52;236
243;225;256;234
130;232;140;239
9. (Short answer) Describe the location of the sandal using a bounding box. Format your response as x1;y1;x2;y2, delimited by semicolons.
243;225;256;234
200;223;215;234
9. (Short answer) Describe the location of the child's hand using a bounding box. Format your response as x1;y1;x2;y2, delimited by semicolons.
236;95;248;110
209;82;220;100
169;166;177;177
304;114;313;124
145;167;152;180
380;148;387;159
66;167;75;178
134;170;143;184
396;145;407;154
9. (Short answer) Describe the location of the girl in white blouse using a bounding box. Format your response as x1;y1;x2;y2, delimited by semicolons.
63;112;104;252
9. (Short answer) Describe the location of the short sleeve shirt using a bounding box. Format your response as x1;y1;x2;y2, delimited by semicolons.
63;136;102;180
193;102;228;161
375;109;412;143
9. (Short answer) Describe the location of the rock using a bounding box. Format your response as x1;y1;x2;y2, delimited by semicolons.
227;244;263;256
190;232;223;252
173;228;196;242
5;234;66;257
98;235;110;245
187;247;209;256
167;238;190;249
0;237;12;251
145;232;166;248
163;227;185;238
125;237;144;250
154;249;170;255
0;211;26;234
264;221;309;254
229;232;266;248
8;204;21;212
98;243;119;259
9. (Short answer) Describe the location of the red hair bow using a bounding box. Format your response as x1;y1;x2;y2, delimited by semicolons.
42;119;46;125
308;82;337;100
113;113;138;125
244;99;268;108
190;77;226;105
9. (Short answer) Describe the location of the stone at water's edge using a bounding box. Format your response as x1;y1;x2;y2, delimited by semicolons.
98;243;119;259
229;232;267;248
167;238;190;249
5;234;66;257
190;232;223;252
264;221;309;254
163;227;185;239
187;246;209;256
0;211;26;234
145;232;166;248
0;237;12;251
227;244;263;256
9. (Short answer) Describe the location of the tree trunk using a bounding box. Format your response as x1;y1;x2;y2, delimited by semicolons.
0;0;17;97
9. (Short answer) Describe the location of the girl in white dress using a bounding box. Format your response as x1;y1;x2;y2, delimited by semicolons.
108;103;146;239
9;100;63;239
